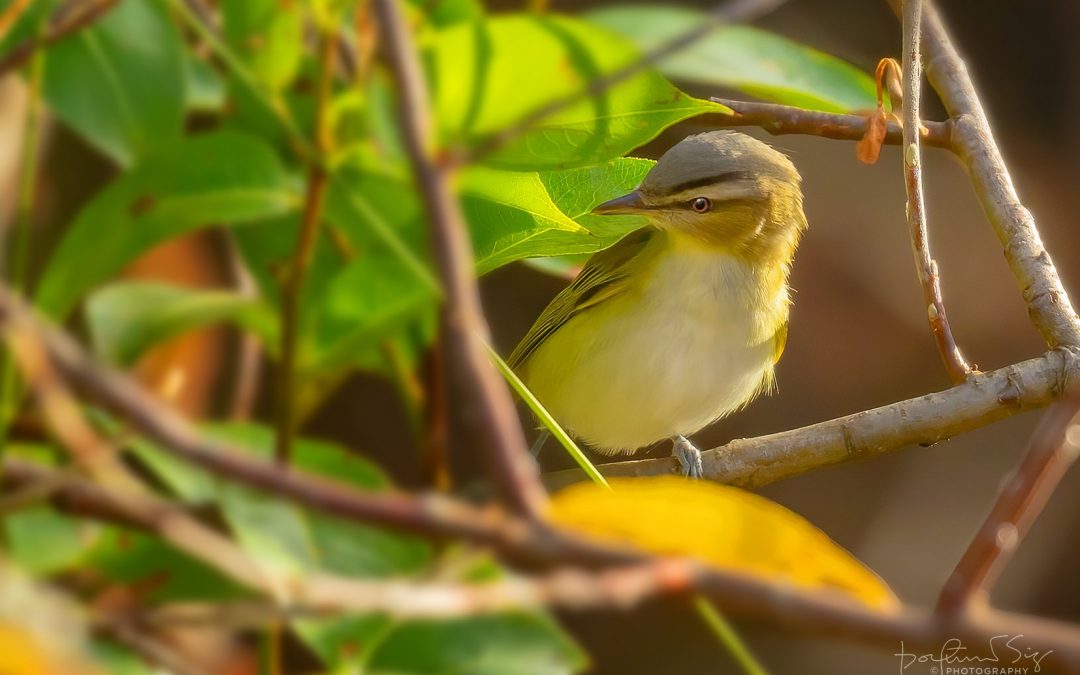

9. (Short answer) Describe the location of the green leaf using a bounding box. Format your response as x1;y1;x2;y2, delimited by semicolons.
35;131;297;319
429;15;725;169
184;53;226;112
86;281;278;366
314;253;438;376
408;0;483;26
497;158;654;268
42;0;186;165
588;5;876;113
221;0;304;91
3;507;96;574
461;167;587;273
366;613;587;675
84;529;250;602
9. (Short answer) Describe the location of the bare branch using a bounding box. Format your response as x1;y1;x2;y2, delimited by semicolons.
705;97;952;148
544;349;1079;488
918;1;1080;349
900;0;971;383
938;400;1080;613
4;288;1080;669
0;0;119;77
371;0;546;517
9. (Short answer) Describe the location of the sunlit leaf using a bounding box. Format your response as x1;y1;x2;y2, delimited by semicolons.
550;477;897;609
43;0;186;165
35;131;297;319
221;0;304;91
85;281;278;366
428;15;726;169
407;0;483;26
588;5;876;113
3;508;94;574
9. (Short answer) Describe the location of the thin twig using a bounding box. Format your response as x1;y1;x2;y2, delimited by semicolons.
544;348;1078;487
224;234;263;422
0;9;46;449
937;400;1080;613
0;0;118;77
371;0;547;517
916;1;1080;349
274;27;335;465
460;0;787;165
98;620;214;675
900;0;971;383
705;98;952;148
3;291;1080;669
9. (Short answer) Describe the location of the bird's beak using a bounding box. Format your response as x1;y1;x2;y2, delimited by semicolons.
591;190;646;215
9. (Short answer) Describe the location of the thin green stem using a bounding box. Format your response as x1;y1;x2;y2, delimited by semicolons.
274;25;335;465
694;597;770;675
484;342;609;489
486;344;767;672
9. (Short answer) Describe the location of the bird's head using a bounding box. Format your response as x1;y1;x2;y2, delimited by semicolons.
592;131;807;260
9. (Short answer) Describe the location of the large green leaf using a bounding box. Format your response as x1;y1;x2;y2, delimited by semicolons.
588;6;876;113
221;0;304;91
35;131;297;319
366;614;587;675
86;281;278;366
429;15;725;169
407;0;483;26
43;0;186;165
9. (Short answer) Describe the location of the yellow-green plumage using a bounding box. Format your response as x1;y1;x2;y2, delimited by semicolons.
511;131;807;464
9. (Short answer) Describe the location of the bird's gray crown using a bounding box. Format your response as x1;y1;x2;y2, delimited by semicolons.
641;131;798;197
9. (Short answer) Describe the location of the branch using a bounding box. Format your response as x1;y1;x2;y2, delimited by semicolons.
900;0;971;383
938;400;1080;612
461;0;786;165
918;2;1080;349
275;26;335;464
704;97;952;148
544;349;1079;488
0;0;118;77
4;289;1080;670
371;0;546;517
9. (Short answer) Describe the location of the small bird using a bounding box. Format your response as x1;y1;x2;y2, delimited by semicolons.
509;131;807;478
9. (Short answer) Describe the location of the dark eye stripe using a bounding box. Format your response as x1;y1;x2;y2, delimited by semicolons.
666;170;749;195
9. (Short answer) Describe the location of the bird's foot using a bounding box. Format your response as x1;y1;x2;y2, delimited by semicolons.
672;435;703;479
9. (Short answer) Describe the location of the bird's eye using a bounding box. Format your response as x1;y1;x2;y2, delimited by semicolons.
690;197;711;213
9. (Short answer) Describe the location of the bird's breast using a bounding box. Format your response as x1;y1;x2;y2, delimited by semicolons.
524;241;789;453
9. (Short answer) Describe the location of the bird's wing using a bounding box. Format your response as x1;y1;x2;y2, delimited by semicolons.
509;227;657;370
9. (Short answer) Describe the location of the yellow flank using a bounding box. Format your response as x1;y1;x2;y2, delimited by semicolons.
512;130;808;458
549;477;898;610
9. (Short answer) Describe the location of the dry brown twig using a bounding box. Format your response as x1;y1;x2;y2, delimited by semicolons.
274;25;336;465
0;0;119;76
371;0;548;517
900;0;972;383
938;399;1080;613
4;289;1080;671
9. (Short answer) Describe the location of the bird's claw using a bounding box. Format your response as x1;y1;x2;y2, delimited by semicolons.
672;435;703;479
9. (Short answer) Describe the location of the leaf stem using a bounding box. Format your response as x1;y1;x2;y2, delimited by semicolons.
274;25;335;465
694;597;770;675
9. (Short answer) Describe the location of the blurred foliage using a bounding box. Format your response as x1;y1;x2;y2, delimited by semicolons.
0;0;881;671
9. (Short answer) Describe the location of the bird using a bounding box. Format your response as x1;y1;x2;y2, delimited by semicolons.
508;130;807;478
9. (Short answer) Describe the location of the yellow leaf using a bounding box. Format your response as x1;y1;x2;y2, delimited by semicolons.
549;477;897;610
